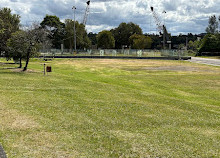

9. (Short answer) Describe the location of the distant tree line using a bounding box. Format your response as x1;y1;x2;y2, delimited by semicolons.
1;7;219;71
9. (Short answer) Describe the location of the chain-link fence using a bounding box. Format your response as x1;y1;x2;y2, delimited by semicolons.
40;49;189;58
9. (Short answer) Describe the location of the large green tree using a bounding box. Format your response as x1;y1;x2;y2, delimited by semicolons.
88;32;98;45
0;8;20;56
40;15;65;49
7;25;50;71
64;19;91;50
97;30;115;49
111;22;143;49
198;34;220;54
7;31;28;68
129;34;152;49
206;15;218;34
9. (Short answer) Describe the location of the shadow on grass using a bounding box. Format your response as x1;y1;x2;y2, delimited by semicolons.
0;67;40;75
0;69;25;75
0;62;16;65
0;67;19;70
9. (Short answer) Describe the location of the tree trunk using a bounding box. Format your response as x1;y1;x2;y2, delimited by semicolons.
18;57;22;68
23;45;31;71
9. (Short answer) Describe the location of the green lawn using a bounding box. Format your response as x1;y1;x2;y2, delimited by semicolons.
0;58;220;157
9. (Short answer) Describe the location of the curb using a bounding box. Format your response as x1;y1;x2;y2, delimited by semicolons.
0;145;7;158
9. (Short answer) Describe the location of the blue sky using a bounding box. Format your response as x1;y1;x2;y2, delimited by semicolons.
1;0;220;35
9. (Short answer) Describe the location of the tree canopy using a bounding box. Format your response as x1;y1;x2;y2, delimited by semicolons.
7;31;28;68
0;7;20;56
64;19;91;50
198;34;220;53
111;22;143;49
97;30;115;49
7;24;50;71
206;15;218;34
129;34;152;49
40;15;65;49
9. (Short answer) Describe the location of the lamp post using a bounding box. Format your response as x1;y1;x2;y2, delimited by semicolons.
162;10;166;26
162;10;166;49
72;6;76;52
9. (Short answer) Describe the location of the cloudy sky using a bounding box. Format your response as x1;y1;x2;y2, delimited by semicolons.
1;0;220;35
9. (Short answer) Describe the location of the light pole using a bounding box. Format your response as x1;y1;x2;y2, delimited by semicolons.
162;10;166;49
162;10;166;26
72;6;76;52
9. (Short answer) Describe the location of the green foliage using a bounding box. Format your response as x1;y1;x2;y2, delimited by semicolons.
6;25;49;70
129;34;152;49
40;15;64;29
0;7;20;55
64;19;91;50
7;31;28;67
198;34;220;54
88;32;97;45
7;30;40;68
111;22;143;48
187;50;196;56
178;43;185;50
97;30;115;49
40;15;65;49
188;40;194;50
193;40;202;51
206;15;218;34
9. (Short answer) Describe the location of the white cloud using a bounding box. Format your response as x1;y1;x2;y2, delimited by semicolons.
1;0;220;35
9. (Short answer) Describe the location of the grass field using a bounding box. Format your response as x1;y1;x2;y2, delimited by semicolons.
0;58;220;157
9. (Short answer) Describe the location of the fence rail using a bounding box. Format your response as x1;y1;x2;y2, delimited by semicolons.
40;49;189;58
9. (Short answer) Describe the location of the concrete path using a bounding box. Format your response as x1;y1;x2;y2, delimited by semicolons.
0;145;7;158
190;57;220;66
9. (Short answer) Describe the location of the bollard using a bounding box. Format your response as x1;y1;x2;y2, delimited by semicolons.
44;63;46;75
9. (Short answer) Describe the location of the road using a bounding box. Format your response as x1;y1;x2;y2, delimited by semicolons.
189;57;220;66
0;145;7;158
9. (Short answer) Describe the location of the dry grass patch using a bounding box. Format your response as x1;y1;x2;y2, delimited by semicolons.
0;102;40;130
11;131;79;158
56;59;219;74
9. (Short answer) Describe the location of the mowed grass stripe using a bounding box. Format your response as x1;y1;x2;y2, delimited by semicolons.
0;59;219;157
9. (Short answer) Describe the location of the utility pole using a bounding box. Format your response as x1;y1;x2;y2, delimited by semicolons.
72;6;76;52
186;37;188;50
163;10;166;26
163;28;166;49
162;10;166;49
218;16;220;33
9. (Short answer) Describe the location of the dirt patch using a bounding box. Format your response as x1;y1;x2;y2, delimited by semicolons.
12;68;39;73
143;66;200;71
